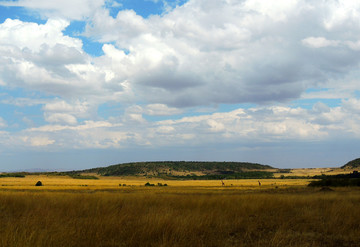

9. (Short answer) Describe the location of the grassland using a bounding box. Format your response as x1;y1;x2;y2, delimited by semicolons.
1;175;360;247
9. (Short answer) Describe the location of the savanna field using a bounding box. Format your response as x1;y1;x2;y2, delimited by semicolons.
1;176;360;247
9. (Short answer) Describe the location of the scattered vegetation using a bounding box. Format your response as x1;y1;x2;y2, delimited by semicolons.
0;173;26;178
67;174;99;180
168;171;274;180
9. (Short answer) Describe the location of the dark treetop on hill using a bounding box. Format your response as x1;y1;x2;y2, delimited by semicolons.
341;158;360;169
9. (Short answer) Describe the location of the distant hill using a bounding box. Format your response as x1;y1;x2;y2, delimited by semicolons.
341;158;360;169
81;161;274;179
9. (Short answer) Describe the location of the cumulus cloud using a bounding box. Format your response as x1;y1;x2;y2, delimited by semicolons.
2;0;360;109
81;0;360;107
302;37;340;48
1;0;360;157
44;113;78;125
145;104;183;116
7;100;356;150
0;18;128;111
43;100;91;119
22;136;55;147
0;18;81;51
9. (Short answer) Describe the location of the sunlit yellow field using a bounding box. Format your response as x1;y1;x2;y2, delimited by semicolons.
0;175;311;191
1;175;360;247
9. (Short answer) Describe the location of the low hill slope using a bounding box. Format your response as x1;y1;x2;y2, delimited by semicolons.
341;158;360;169
82;161;274;177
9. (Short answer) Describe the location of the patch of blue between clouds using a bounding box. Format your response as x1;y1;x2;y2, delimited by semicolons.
290;88;342;109
0;5;45;24
0;88;48;131
97;102;125;120
63;21;106;57
117;0;188;18
142;103;257;122
290;98;341;109
0;103;45;132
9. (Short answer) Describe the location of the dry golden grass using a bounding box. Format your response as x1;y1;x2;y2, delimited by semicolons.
1;176;360;246
0;175;310;191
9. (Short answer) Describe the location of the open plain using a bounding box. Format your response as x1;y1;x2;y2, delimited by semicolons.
1;175;360;247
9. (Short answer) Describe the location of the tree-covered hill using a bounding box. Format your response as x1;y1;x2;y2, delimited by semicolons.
341;158;360;169
81;161;274;178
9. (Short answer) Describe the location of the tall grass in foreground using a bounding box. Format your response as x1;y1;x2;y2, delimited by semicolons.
0;189;359;247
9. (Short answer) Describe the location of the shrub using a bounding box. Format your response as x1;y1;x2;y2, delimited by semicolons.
35;181;42;186
308;178;360;187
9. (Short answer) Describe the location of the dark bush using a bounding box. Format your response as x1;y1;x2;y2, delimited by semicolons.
308;178;360;187
35;181;42;186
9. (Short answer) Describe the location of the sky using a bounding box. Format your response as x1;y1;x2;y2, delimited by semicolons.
0;0;360;171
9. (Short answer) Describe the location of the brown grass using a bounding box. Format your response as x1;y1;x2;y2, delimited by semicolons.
0;176;360;247
0;175;311;191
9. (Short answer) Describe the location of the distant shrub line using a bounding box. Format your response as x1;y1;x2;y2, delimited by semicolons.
0;173;26;178
144;182;168;186
166;171;274;180
309;178;360;187
308;171;360;187
68;174;99;180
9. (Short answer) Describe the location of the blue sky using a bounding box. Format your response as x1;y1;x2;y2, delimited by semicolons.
0;0;360;171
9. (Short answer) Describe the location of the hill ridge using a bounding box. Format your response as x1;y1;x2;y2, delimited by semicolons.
341;158;360;169
81;161;274;177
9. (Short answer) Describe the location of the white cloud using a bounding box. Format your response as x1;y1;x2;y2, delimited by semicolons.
22;136;55;147
323;0;360;31
43;100;91;119
2;0;360;111
0;18;81;52
0;18;130;110
8;99;357;150
243;0;301;22
342;98;360;113
1;0;360;159
44;113;78;125
302;37;340;48
80;0;360;108
144;104;183;116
